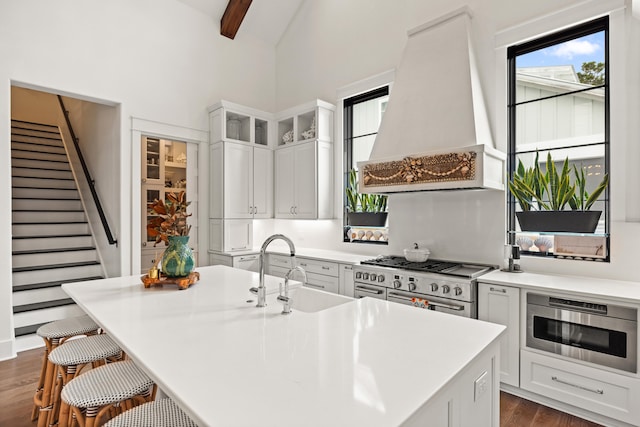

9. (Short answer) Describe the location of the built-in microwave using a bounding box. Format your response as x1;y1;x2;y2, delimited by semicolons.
526;292;637;373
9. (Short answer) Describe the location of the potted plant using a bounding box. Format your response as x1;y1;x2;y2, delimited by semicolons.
509;152;609;233
345;168;388;227
147;191;195;277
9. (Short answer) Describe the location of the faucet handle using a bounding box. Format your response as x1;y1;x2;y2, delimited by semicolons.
249;287;259;295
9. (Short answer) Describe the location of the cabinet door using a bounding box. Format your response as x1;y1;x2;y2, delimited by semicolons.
142;136;164;185
274;146;296;218
339;264;354;297
293;142;317;219
223;219;253;252
233;254;260;272
253;146;273;218
142;185;165;248
224;142;253;218
478;282;520;387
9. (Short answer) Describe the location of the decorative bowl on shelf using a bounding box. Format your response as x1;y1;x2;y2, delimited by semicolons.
404;243;430;262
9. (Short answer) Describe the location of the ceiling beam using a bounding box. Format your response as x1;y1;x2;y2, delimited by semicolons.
220;0;253;40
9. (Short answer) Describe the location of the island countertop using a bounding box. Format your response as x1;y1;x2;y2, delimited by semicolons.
62;265;504;426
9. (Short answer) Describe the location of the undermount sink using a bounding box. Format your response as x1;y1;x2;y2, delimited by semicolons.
287;286;353;313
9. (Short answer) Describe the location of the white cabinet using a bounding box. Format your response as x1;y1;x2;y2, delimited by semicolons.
209;141;273;220
274;100;334;220
521;349;640;425
274;140;332;219
209;219;253;252
266;254;340;294
209;253;260;272
209;100;271;146
339;264;354;297
478;282;520;387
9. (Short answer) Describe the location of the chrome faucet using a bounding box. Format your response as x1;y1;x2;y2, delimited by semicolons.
277;266;307;315
249;234;296;307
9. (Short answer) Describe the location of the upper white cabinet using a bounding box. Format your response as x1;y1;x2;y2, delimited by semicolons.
274;100;334;219
208;102;274;221
209;141;273;219
209;100;271;146
477;282;520;388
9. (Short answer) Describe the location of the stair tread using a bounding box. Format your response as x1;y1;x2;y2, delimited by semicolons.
13;298;75;314
13;276;104;292
14;323;46;337
11;133;62;142
13;186;78;190
12;197;81;200
13;234;92;240
11;125;60;135
12;209;84;212
11;119;58;128
13;260;100;273
13;246;96;255
12;221;87;225
12;175;74;181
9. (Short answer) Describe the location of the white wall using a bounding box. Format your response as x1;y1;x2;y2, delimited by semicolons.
0;0;276;359
274;0;640;279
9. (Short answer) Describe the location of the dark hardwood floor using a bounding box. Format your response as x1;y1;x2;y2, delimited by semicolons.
1;348;603;427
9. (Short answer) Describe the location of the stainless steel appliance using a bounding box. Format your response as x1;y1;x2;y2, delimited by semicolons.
526;293;638;373
353;256;496;318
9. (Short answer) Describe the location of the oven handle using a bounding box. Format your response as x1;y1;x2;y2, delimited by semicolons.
387;292;465;311
354;285;384;295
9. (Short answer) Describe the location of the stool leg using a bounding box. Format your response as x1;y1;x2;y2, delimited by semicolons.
31;344;49;421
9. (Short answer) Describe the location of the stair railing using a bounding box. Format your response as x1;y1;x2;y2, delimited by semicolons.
57;95;117;246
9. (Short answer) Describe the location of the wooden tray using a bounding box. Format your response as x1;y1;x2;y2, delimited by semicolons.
141;271;200;290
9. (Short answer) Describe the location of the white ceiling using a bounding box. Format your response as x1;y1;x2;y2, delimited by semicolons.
175;0;304;46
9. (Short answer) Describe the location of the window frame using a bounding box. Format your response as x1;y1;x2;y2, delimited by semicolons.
506;16;610;261
342;85;390;244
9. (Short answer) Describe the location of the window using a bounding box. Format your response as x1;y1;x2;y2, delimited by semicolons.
343;86;389;243
507;17;609;261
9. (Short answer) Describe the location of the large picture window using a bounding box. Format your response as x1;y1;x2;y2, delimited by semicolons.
343;86;389;244
507;17;609;261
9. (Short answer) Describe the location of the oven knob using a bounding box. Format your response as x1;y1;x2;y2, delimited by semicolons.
393;280;402;289
430;283;438;292
363;273;369;280
355;272;362;279
442;285;450;294
370;273;377;282
454;287;462;296
408;282;417;292
378;275;385;283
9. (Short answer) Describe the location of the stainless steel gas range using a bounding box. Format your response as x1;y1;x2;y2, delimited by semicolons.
353;256;497;318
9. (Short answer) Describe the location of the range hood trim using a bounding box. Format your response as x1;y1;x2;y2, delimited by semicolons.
357;144;505;194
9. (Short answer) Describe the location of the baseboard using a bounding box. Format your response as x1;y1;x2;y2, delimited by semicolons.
501;383;637;427
0;338;16;361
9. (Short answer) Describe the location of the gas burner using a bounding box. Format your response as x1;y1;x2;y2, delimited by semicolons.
361;256;458;273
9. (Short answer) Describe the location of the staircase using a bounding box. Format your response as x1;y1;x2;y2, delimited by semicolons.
11;119;104;349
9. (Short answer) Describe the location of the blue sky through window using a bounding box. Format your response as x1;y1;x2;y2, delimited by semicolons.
516;32;605;73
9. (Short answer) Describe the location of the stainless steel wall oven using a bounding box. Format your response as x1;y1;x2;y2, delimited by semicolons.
526;293;637;373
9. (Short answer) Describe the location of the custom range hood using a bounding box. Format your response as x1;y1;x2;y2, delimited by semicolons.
358;7;505;193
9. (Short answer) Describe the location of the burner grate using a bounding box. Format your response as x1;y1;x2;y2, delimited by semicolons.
361;256;459;273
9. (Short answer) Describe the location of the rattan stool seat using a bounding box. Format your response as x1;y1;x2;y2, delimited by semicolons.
36;314;99;339
48;334;121;366
61;360;154;408
103;398;197;427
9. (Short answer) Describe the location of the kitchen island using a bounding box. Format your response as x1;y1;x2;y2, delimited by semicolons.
62;265;504;426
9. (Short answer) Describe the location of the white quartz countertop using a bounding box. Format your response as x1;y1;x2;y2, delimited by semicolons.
63;266;504;427
480;270;640;303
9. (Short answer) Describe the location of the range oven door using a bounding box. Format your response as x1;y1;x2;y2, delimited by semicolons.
386;290;473;318
354;283;386;300
526;293;638;373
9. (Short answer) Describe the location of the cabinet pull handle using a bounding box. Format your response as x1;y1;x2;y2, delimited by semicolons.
305;282;325;289
489;287;507;293
231;246;246;250
299;263;307;266
322;266;330;270
294;206;297;214
551;376;604;395
290;207;294;214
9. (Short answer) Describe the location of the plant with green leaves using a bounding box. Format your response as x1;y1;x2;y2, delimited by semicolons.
569;165;609;211
508;152;608;211
346;168;388;213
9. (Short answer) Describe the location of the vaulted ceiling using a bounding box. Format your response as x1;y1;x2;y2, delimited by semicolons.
175;0;304;46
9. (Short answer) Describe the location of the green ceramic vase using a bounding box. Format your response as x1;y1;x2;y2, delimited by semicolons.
161;235;194;277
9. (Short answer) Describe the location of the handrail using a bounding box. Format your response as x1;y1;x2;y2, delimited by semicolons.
57;95;117;246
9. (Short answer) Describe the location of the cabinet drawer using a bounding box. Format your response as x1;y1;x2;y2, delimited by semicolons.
268;254;294;269
209;254;232;267
295;257;338;277
304;272;339;294
521;349;640;424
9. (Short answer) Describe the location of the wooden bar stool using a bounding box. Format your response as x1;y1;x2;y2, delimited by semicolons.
102;398;197;427
33;315;100;427
48;333;123;427
61;360;156;427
